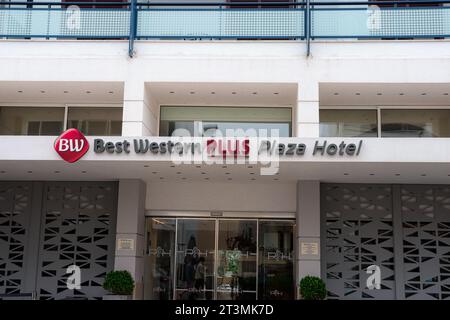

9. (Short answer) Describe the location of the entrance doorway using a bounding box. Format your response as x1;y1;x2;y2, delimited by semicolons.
143;217;295;300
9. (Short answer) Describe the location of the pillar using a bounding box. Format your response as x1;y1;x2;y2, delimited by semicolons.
114;179;146;299
296;180;321;297
296;82;319;137
122;81;158;136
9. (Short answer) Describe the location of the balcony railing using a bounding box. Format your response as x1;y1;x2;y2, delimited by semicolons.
1;0;450;56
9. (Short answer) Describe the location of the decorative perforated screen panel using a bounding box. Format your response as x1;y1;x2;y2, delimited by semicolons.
0;182;33;295
36;182;118;300
400;185;450;300
322;183;450;300
321;184;396;299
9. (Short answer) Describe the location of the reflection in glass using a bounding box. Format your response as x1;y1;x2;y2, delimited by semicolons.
67;107;123;136
0;107;64;135
143;218;175;300
381;109;450;137
258;221;295;300
319;109;377;137
217;220;257;300
160;106;292;137
176;219;215;300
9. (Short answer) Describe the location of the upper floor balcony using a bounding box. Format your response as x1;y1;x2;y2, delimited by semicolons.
1;0;450;56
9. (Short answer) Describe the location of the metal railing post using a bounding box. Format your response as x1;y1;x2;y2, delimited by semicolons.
306;0;311;56
128;0;137;58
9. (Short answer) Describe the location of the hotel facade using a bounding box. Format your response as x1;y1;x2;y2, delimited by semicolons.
1;0;450;300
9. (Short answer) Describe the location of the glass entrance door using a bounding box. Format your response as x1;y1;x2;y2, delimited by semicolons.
217;220;257;300
144;217;294;300
175;219;216;300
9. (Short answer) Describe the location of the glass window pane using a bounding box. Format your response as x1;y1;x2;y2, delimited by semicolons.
144;218;176;300
175;219;215;300
217;220;257;300
320;109;378;137
67;107;123;136
160;106;291;137
381;109;450;137
0;107;64;136
258;220;295;300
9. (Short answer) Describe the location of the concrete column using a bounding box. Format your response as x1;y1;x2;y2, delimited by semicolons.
122;81;159;136
296;181;321;297
296;82;319;137
114;179;147;299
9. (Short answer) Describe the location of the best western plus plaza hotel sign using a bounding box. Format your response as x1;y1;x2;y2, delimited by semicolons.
54;129;364;162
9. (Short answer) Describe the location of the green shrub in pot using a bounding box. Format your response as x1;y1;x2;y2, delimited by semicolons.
103;270;135;296
299;276;326;300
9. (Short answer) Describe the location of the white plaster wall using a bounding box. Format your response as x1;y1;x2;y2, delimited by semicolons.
146;181;297;212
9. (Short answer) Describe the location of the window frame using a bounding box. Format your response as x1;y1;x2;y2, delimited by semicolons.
320;105;450;138
0;103;123;136
159;105;294;137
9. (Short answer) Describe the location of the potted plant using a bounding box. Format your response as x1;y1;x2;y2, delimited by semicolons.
102;270;135;300
299;275;327;300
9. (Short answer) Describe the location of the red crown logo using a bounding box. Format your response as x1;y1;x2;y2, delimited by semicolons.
54;129;89;163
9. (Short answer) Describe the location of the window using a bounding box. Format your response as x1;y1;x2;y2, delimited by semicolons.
319;109;378;137
0;107;64;135
160;106;292;137
381;109;450;137
67;107;123;136
320;108;450;138
0;106;122;136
